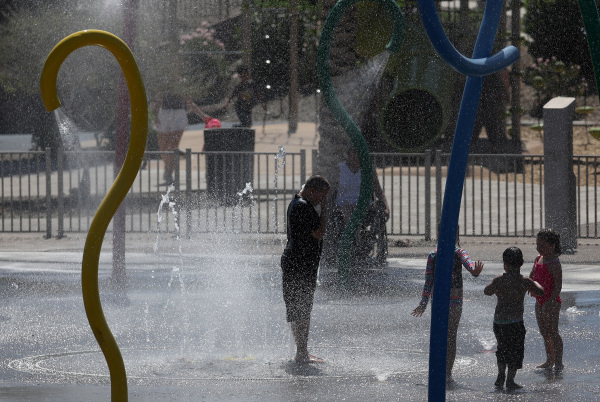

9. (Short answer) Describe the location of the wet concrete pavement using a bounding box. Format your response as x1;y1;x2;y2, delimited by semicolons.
0;233;598;401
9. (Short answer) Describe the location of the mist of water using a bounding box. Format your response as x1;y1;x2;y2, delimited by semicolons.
54;108;82;152
153;184;190;355
333;51;391;128
234;182;256;234
53;107;90;205
148;177;288;362
153;184;179;253
270;146;286;284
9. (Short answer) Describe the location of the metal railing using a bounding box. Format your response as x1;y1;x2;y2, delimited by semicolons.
1;149;598;239
575;155;600;239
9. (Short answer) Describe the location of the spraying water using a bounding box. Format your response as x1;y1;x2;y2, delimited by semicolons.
334;51;391;128
236;182;255;208
272;146;286;216
53;107;89;206
271;146;286;283
53;108;82;151
153;184;189;355
153;184;180;253
234;182;255;234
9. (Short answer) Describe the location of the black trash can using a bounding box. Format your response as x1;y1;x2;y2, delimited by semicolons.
204;128;255;203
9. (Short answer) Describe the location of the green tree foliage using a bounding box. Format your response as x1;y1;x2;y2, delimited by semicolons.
0;3;122;143
522;56;584;117
0;0;319;139
249;0;320;98
524;0;597;91
0;2;188;138
178;22;230;105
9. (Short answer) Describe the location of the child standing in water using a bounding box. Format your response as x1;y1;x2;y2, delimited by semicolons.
529;228;564;370
484;247;544;389
281;176;330;363
411;228;484;385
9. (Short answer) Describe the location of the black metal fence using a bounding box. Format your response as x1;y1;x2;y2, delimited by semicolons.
1;149;598;239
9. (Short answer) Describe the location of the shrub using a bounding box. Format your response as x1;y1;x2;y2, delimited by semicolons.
524;0;596;92
178;22;230;105
522;57;584;117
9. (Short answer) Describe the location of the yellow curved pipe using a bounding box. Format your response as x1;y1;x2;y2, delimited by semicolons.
40;30;148;401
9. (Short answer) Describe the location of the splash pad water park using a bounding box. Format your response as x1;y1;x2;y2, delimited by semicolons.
2;0;600;400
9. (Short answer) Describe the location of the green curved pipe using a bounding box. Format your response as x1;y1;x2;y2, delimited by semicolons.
579;0;600;100
317;0;404;285
41;30;148;401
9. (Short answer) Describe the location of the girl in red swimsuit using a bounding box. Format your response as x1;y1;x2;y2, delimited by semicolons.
529;229;564;370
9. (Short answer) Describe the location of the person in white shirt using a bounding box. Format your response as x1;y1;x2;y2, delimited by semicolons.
321;147;389;267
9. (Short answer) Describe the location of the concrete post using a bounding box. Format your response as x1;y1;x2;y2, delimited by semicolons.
543;96;577;251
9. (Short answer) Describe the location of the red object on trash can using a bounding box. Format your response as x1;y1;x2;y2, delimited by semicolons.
204;116;222;129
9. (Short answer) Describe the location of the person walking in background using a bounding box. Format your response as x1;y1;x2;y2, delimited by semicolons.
222;65;266;127
529;228;564;371
281;176;329;363
484;247;545;390
411;227;484;385
153;92;188;185
154;94;220;184
321;147;389;267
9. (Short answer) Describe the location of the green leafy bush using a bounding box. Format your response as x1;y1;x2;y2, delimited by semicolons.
522;57;584;117
178;22;230;105
524;0;596;92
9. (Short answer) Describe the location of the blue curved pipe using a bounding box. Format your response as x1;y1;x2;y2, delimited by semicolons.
417;0;519;76
421;0;518;399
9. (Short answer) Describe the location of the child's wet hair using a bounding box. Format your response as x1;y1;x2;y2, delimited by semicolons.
537;228;562;256
436;223;460;247
303;175;330;192
503;247;524;270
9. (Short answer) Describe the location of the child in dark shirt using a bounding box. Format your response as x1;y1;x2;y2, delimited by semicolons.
281;175;329;363
484;247;544;389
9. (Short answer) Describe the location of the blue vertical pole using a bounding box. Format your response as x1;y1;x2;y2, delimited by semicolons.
428;76;482;399
425;0;510;399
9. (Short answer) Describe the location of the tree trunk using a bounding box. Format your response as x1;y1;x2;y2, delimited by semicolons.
509;0;522;150
289;0;299;134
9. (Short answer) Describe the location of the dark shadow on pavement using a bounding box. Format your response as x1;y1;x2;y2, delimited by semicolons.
283;361;324;377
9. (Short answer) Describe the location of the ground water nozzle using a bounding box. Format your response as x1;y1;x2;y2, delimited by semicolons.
40;29;148;402
416;0;517;400
317;0;404;286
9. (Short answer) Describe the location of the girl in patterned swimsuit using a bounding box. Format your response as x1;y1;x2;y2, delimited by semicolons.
411;229;484;385
529;228;564;371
